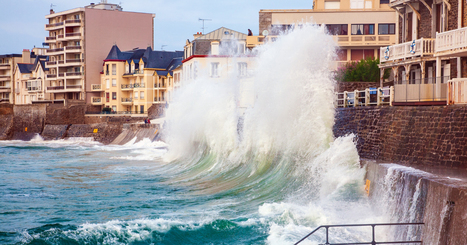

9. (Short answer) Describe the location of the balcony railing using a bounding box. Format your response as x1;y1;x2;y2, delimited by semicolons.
0;75;10;79
65;46;82;51
46;61;57;66
92;97;102;104
121;98;133;102
65;33;81;38
27;86;42;91
92;84;102;91
121;83;145;89
380;38;435;63
46;48;64;54
46;85;82;91
65;19;81;24
336;87;392;107
436;26;467;53
46;36;56;41
394;76;449;103
0;98;10;102
45;22;63;28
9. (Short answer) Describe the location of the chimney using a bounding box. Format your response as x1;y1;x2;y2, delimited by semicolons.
22;49;31;64
193;32;202;39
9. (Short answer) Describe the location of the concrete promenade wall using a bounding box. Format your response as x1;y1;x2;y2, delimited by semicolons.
365;160;467;244
334;106;467;168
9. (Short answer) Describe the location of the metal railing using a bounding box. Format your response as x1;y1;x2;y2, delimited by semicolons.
380;38;435;63
121;98;133;102
448;78;467;104
336;87;392;107
394;76;449;103
295;223;424;245
121;83;145;89
92;84;102;91
86;111;148;115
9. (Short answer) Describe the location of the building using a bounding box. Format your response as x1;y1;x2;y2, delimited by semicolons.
182;27;257;110
94;45;183;114
248;0;397;69
0;49;47;104
378;0;462;105
44;0;154;104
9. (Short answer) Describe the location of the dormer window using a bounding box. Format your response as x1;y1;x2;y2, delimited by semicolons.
126;63;130;73
140;62;144;71
131;63;135;73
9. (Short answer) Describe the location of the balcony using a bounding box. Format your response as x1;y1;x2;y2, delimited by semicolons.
91;97;103;105
121;98;133;104
121;83;145;90
46;48;64;55
64;32;82;40
333;35;396;47
92;84;103;91
56;59;84;67
27;86;42;92
45;22;64;30
0;63;10;70
65;72;83;79
154;97;166;103
436;27;467;57
380;38;435;65
46;84;82;93
389;0;412;7
65;46;82;52
65;19;81;26
0;98;10;103
45;36;57;43
0;85;11;92
0;75;11;81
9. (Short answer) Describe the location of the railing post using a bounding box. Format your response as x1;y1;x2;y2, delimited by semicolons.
325;227;330;245
354;90;358;107
372;225;376;245
365;88;370;106
390;86;394;106
344;91;348;107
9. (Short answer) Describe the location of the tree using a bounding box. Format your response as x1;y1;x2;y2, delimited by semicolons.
335;57;389;83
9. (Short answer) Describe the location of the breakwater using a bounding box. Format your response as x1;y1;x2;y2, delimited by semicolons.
0;104;158;144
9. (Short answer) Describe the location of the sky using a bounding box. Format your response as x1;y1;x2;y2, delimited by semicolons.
0;0;313;54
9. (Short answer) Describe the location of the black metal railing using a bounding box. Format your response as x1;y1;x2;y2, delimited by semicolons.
294;223;424;245
85;111;148;115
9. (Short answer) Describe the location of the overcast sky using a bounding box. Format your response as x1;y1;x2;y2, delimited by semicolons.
0;0;313;54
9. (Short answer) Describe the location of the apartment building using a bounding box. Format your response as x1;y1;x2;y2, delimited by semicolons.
44;1;154;104
378;0;463;105
0;49;46;104
93;45;183;114
248;0;397;70
13;55;51;105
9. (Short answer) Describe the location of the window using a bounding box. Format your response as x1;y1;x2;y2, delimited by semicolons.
134;91;138;99
112;64;116;75
326;24;348;35
112;92;116;100
112;105;116;112
351;24;375;35
74;14;80;20
211;62;219;77
126;63;130;74
324;1;340;9
238;62;247;77
112;79;116;87
106;64;109;75
378;24;396;35
140;91;144;99
238;43;245;54
270;25;293;35
106;92;109;102
380;0;389;3
350;0;364;8
106;79;110;89
193;61;199;79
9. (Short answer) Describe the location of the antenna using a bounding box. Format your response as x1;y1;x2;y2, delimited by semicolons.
50;3;56;9
161;45;167;50
198;18;212;34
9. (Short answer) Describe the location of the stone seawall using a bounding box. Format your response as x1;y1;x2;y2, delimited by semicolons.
365;160;467;244
334;106;467;169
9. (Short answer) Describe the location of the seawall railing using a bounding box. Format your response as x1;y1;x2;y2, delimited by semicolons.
448;78;467;104
294;223;424;245
336;87;393;107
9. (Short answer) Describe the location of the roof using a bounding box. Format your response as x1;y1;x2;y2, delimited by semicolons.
195;27;247;40
17;63;34;74
104;45;184;73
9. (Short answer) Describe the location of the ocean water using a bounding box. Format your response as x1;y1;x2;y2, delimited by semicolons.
0;25;385;245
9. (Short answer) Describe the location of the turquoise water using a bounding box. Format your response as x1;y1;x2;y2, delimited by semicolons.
1;25;379;245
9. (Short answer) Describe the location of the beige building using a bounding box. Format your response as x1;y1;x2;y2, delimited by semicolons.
0;49;47;104
93;45;183;115
44;1;154;104
248;0;397;69
182;27;256;109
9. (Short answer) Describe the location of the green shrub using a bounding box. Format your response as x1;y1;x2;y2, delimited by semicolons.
335;57;389;83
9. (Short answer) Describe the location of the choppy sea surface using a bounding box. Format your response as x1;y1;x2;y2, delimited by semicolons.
0;25;387;245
